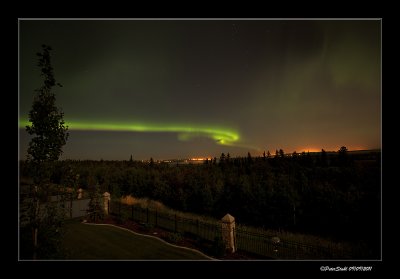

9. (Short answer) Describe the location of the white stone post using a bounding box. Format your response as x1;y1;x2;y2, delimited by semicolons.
77;188;83;199
103;192;111;215
221;213;236;253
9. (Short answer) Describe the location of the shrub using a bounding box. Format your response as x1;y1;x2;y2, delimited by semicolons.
143;223;154;231
116;210;130;224
212;236;226;258
167;232;183;244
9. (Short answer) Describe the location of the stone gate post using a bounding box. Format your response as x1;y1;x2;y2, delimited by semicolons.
77;188;83;199
103;192;111;215
221;213;236;253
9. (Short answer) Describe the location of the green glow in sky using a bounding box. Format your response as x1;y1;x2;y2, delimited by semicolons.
20;118;240;147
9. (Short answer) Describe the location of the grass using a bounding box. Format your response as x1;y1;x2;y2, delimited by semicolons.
62;218;212;260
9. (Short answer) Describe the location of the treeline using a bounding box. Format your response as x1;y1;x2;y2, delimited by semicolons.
20;149;380;252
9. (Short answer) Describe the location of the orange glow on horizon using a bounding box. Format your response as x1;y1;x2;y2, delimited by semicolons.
293;145;370;153
295;148;321;153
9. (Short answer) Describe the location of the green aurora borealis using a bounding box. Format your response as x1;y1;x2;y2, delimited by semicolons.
19;19;381;160
19;118;240;147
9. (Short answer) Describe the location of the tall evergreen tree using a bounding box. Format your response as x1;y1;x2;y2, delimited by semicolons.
24;45;69;259
320;149;328;166
219;152;226;164
247;152;253;164
338;146;349;166
87;183;104;222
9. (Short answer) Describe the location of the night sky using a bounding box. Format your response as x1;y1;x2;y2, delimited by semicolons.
19;19;381;160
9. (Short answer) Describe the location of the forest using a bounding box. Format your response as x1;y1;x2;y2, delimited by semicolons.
19;148;381;256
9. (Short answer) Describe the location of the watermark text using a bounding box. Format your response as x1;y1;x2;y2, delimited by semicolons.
320;266;373;272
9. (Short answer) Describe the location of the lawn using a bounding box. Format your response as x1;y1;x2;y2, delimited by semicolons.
63;219;212;260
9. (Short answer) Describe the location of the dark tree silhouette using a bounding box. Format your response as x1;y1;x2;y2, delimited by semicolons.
247;152;253;164
87;183;104;222
24;44;69;259
338;146;349;166
26;45;68;163
219;153;226;164
320;149;328;166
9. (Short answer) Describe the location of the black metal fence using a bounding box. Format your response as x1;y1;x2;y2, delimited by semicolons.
235;227;353;259
110;201;221;243
109;201;357;259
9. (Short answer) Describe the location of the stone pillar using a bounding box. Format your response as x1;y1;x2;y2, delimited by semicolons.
77;188;83;199
221;213;236;253
103;192;111;215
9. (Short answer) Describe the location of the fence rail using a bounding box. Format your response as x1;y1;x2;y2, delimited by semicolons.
109;201;357;259
235;227;352;259
110;201;221;243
